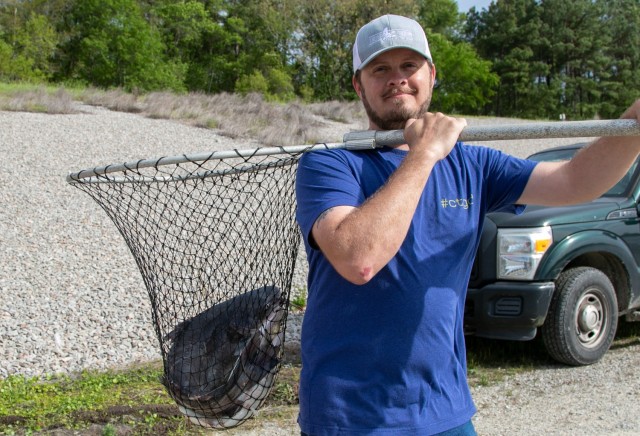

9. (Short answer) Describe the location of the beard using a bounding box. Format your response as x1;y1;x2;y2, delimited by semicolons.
360;86;432;131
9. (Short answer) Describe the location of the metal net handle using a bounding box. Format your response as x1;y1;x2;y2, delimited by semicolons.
67;119;640;181
343;119;640;149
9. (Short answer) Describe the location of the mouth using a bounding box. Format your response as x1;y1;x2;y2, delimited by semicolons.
383;88;416;100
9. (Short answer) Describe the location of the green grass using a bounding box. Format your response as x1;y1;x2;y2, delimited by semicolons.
0;82;51;94
290;292;307;311
2;321;638;434
0;82;83;114
0;359;300;435
0;81;85;100
466;318;640;387
0;362;198;435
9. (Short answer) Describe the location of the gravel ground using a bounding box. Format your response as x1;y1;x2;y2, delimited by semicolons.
1;104;639;435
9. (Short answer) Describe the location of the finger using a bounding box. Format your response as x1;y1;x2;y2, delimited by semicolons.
620;99;640;120
404;118;418;128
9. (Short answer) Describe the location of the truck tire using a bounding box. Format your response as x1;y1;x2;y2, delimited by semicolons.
541;266;618;366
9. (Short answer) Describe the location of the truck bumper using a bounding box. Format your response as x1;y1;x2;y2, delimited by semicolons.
465;281;555;341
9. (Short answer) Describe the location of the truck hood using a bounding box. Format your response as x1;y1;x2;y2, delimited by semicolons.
487;197;628;228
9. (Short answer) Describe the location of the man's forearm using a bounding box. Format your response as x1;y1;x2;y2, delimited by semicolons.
520;100;640;206
565;135;640;202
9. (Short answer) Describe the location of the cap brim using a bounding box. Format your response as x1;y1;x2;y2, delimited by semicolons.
357;46;432;71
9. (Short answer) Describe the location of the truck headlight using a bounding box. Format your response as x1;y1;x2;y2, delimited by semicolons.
497;226;552;280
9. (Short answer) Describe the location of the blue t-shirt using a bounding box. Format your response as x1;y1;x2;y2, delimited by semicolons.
295;144;536;435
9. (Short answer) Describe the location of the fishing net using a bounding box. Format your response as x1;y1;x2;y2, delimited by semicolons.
67;147;309;428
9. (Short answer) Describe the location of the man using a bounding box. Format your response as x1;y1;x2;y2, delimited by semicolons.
295;14;640;436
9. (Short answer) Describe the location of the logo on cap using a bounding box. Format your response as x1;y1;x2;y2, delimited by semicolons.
369;27;414;47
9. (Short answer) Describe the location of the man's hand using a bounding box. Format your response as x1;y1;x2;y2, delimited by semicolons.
620;99;640;122
404;112;467;162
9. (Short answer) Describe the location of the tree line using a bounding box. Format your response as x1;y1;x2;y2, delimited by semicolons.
0;0;638;120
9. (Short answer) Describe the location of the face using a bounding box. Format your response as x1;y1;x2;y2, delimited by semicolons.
353;48;436;130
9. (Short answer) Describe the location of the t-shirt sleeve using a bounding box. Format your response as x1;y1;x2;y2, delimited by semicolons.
295;150;364;246
479;146;538;214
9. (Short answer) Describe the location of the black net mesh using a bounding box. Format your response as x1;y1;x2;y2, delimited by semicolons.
67;149;305;428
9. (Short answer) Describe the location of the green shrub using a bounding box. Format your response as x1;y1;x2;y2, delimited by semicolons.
235;70;269;96
267;68;295;102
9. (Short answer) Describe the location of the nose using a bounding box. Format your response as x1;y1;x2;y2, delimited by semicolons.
387;68;408;87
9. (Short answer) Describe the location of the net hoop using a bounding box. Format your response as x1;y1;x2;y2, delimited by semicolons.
70;156;299;185
66;143;335;183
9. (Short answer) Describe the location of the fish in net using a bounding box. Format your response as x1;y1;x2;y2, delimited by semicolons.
164;285;285;428
67;147;309;428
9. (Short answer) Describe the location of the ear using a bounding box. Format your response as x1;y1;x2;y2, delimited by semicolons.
352;74;363;99
430;63;437;88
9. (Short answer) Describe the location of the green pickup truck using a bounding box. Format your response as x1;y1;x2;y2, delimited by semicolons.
465;143;640;366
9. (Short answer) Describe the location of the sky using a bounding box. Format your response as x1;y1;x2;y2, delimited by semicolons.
456;0;493;12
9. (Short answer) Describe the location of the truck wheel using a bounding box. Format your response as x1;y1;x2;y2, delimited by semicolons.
541;266;618;366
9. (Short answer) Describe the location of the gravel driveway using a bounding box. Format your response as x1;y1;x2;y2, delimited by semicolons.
1;104;638;435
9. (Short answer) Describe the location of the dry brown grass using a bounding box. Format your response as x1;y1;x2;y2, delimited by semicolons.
80;87;145;113
307;99;366;124
0;85;366;146
82;90;356;146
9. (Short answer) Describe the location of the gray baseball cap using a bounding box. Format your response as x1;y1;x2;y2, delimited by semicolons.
353;14;432;72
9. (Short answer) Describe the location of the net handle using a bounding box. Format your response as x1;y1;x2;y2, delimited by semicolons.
342;119;640;149
66;119;640;182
